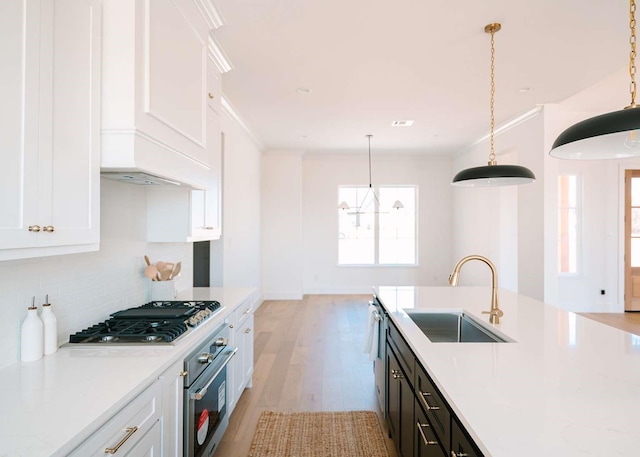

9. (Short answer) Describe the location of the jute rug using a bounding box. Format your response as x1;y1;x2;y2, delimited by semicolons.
248;410;391;457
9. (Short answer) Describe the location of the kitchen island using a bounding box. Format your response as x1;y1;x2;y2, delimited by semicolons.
375;286;640;456
0;287;256;457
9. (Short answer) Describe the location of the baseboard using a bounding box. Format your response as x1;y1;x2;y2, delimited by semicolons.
303;287;375;295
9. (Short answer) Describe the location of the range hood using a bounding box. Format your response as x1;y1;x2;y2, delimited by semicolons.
101;172;188;187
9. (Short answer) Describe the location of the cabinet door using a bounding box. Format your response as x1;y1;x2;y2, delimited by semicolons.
0;0;39;250
42;0;101;248
0;0;100;256
232;313;254;404
399;372;414;457
241;313;254;386
386;344;400;449
159;361;184;456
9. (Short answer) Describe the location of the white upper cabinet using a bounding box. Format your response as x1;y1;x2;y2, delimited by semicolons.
101;0;227;190
0;0;101;261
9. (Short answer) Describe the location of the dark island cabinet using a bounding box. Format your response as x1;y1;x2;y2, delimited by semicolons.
451;417;483;457
384;312;484;457
414;401;447;457
387;342;415;457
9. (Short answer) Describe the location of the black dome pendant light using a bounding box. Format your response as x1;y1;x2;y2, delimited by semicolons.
452;23;536;187
550;0;640;159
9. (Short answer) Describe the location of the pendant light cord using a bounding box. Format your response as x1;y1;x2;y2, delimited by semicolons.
367;134;373;188
629;0;637;108
488;24;498;165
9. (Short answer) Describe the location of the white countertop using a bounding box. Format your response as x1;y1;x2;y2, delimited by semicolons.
0;287;255;457
375;286;640;457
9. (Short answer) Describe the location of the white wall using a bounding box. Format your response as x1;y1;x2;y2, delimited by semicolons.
261;152;453;297
452;112;545;300
543;106;640;312
261;153;303;299
212;110;262;291
0;179;193;369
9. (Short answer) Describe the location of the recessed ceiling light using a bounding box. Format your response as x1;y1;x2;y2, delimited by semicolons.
296;87;312;94
391;120;414;127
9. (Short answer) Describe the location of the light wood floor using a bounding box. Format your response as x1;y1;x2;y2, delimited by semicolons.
215;295;397;457
579;311;640;335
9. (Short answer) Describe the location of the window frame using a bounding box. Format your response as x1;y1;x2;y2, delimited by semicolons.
557;173;582;276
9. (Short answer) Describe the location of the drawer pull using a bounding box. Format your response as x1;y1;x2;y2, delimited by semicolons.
105;426;138;454
419;391;440;410
245;327;252;334
416;422;438;446
28;225;41;232
451;452;468;457
42;225;55;233
392;372;404;380
244;308;251;314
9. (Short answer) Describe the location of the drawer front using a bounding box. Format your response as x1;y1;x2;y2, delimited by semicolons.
415;363;450;448
415;401;446;457
235;298;254;326
451;417;483;457
388;319;415;384
69;381;162;456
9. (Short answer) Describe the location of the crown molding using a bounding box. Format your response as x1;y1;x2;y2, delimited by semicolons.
221;96;265;151
208;35;233;73
193;0;225;29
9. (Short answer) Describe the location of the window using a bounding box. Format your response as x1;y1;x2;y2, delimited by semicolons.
557;175;580;274
338;186;417;265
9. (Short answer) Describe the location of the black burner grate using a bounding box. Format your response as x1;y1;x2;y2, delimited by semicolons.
140;300;221;312
69;319;188;343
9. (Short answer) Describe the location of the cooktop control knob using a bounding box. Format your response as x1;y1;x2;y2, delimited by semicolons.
187;309;214;327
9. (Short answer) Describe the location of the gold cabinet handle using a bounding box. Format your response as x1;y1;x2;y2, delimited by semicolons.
179;370;188;377
28;225;41;232
208;92;214;99
244;308;251;314
419;391;440;410
451;452;468;457
244;328;251;334
105;426;138;454
229;324;234;329
416;422;438;446
42;225;55;233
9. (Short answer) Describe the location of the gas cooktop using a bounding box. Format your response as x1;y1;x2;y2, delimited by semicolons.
68;300;222;345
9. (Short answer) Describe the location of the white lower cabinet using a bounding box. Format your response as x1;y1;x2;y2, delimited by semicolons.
68;360;185;457
228;299;255;413
68;381;162;456
159;360;185;456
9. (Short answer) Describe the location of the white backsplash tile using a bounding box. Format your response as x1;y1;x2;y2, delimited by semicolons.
0;179;193;369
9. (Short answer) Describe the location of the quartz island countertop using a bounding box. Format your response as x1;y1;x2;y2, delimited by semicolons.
0;287;256;457
375;286;640;457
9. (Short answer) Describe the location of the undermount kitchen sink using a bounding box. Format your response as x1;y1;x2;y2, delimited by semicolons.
405;311;512;343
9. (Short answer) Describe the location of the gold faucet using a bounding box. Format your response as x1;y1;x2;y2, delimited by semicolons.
448;255;504;324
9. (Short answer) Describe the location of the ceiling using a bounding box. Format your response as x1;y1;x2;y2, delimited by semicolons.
213;0;631;155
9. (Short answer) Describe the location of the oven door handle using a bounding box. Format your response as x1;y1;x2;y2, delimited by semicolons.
190;347;238;401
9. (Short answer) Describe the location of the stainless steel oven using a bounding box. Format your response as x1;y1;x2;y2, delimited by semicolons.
183;322;237;457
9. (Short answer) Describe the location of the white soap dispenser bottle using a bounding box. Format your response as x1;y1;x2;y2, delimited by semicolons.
20;297;44;362
41;294;58;355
